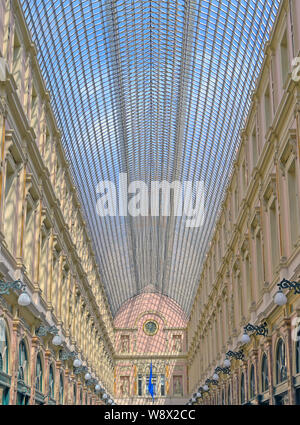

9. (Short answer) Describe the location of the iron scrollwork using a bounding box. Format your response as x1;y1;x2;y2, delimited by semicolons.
36;325;59;337
0;279;26;295
278;278;300;295
244;321;268;337
226;349;245;360
215;366;231;375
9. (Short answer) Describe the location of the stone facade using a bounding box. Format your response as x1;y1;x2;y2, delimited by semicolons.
188;0;300;406
114;288;188;404
0;0;114;405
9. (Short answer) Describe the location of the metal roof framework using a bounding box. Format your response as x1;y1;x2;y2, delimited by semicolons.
21;0;280;316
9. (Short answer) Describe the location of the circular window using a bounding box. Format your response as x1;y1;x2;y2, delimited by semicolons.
143;320;159;336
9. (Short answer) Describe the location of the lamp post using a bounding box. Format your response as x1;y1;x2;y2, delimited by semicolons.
274;278;300;306
0;279;31;306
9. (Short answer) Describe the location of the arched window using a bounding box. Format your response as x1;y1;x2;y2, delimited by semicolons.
261;354;269;392
227;384;231;405
240;373;245;405
35;354;43;392
250;364;256;399
0;319;9;373
296;327;300;374
276;339;287;384
59;373;64;405
49;364;55;398
73;383;77;404
18;340;28;383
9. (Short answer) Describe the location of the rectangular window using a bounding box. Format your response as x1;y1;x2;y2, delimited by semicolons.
270;201;279;270
252;128;258;167
287;161;299;247
280;31;289;85
138;374;143;396
245;255;252;310
256;232;263;292
234;187;239;219
161;374;165;396
237;273;243;324
242;161;247;193
146;374;156;396
264;86;271;132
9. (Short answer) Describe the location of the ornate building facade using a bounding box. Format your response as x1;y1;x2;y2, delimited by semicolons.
188;0;300;406
114;287;188;405
0;0;114;405
0;0;300;407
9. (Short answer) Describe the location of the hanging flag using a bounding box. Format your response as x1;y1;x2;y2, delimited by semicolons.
148;361;154;401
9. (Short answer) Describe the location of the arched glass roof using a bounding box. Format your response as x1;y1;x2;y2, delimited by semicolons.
21;0;280;315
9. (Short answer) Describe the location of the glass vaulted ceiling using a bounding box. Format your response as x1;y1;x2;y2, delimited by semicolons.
21;0;280;316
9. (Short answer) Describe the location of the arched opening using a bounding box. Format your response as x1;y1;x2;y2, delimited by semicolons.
296;327;300;374
276;339;287;384
49;364;55;400
0;318;9;374
59;373;64;405
73;383;77;404
227;384;231;405
261;353;269;393
0;319;10;405
250;364;256;400
35;353;43;393
240;373;245;405
17;339;30;405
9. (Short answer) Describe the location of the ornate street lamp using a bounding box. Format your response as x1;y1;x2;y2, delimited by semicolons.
205;378;218;386
215;366;230;375
0;279;31;306
52;335;63;346
73;358;83;368
86;378;98;386
226;349;244;361
59;350;77;361
241;322;268;344
274;278;300;306
36;325;62;346
223;358;231;368
36;325;58;337
74;365;88;375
